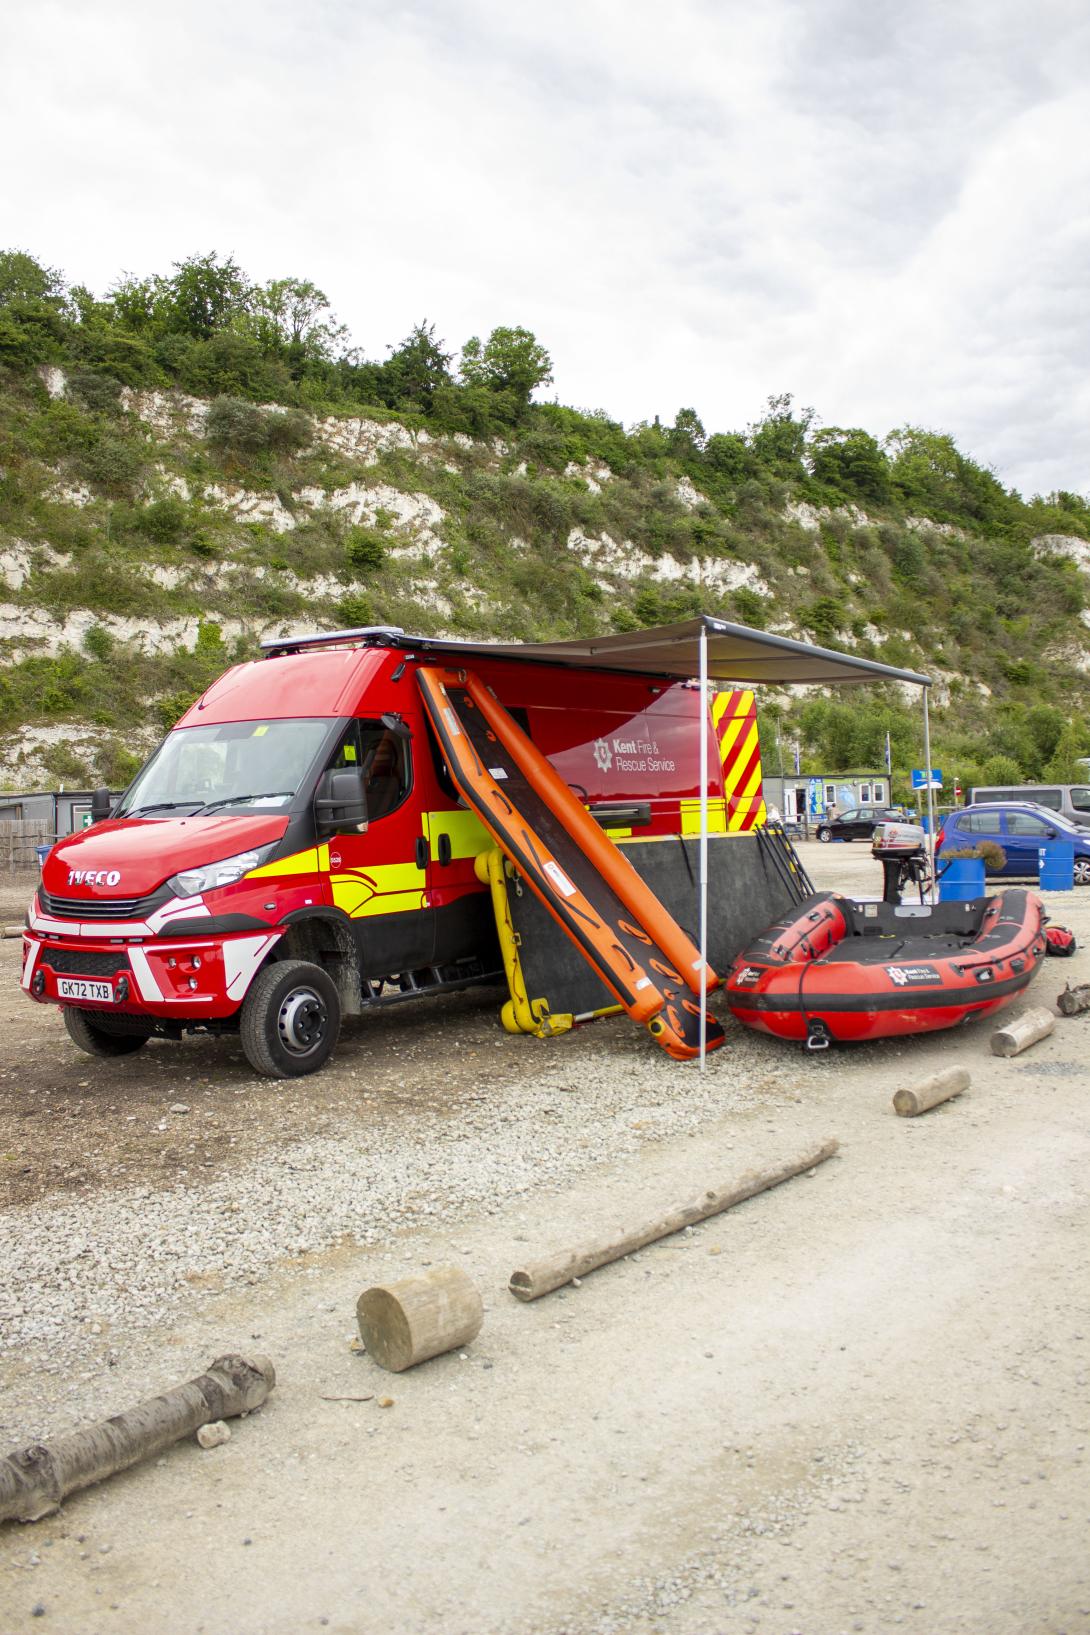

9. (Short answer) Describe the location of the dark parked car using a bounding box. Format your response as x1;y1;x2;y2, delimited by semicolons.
937;803;1090;885
816;805;904;842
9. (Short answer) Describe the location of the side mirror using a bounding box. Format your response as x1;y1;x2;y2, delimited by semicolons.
380;712;413;739
315;767;368;836
90;787;112;822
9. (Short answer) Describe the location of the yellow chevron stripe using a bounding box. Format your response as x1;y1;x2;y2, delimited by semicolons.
722;724;761;799
331;861;427;918
248;845;330;879
711;688;754;728
728;798;765;832
735;755;764;801
715;693;757;766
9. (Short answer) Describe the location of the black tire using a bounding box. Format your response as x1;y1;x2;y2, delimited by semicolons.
240;958;341;1079
817;826;832;843
1074;857;1090;886
64;1007;148;1057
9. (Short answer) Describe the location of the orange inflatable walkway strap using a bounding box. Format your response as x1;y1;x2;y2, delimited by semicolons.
463;671;718;998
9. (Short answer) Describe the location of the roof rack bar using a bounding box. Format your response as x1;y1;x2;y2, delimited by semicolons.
260;626;406;656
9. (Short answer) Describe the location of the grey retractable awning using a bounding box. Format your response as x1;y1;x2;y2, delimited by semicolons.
406;615;931;688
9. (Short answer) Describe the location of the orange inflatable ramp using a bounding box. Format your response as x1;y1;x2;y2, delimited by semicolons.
417;666;724;1060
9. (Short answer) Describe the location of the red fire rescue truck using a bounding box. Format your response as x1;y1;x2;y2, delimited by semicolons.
21;627;761;1076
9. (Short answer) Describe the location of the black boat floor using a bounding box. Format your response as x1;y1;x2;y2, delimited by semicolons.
815;931;975;966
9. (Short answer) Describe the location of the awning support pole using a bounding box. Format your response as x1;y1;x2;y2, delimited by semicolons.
699;625;709;1070
922;685;936;902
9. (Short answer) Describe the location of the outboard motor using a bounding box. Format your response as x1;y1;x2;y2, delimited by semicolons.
871;820;930;904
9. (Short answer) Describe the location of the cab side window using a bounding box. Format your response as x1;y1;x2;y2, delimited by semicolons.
327;721;411;822
360;720;410;820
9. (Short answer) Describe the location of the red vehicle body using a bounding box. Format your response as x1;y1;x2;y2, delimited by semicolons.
22;628;750;1077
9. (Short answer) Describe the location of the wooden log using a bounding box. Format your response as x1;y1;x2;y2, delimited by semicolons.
356;1266;483;1372
990;1006;1055;1058
0;1354;274;1525
508;1138;838;1303
892;1067;969;1118
1057;983;1090;1017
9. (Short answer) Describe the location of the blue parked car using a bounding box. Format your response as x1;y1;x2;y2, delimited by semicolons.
937;803;1090;885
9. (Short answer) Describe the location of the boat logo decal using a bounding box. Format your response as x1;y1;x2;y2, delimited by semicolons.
734;965;763;987
886;963;942;986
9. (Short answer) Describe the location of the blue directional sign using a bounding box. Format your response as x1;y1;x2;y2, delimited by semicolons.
911;768;943;790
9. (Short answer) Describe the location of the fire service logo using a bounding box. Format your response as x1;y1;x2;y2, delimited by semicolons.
885;964;941;987
593;737;613;774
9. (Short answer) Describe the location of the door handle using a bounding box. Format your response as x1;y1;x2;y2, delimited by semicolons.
415;836;428;870
438;833;452;866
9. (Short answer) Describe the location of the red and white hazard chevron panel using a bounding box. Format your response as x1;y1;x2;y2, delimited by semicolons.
712;689;767;830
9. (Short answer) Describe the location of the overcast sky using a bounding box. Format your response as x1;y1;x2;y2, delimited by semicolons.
5;0;1090;498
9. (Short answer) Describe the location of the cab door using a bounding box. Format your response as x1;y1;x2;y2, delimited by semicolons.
321;719;435;977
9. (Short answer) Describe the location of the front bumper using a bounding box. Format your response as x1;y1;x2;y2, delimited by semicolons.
21;927;282;1020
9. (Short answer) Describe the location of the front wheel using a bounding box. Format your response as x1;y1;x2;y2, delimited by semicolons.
64;1008;148;1057
1074;857;1090;886
240;958;341;1078
816;826;832;843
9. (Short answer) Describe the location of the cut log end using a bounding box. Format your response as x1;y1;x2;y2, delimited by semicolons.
990;1006;1055;1058
356;1266;484;1373
892;1067;969;1118
508;1271;534;1302
0;1353;275;1527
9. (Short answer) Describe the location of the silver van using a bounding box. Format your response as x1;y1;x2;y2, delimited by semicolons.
970;783;1090;829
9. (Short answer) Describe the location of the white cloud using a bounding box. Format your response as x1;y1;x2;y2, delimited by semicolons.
4;0;1090;495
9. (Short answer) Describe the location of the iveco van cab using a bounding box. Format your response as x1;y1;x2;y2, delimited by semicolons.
22;627;733;1077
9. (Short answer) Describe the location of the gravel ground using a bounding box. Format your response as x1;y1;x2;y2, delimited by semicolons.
1;846;1088;1635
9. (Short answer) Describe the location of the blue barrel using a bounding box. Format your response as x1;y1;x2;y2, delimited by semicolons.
1039;842;1074;890
939;857;985;902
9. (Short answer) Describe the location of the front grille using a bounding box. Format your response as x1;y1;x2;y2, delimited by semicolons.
38;948;130;977
39;886;171;922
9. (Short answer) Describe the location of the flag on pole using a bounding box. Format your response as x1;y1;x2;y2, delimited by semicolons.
884;729;892;774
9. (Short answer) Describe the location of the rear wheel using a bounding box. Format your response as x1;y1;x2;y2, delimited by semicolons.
240;958;341;1078
64;1008;148;1057
817;826;832;842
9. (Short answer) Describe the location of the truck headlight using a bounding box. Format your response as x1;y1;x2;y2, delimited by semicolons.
167;845;275;900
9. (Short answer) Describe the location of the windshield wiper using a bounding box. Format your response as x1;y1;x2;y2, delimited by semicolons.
191;791;295;817
122;800;202;819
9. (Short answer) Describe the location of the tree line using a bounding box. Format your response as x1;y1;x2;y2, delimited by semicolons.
3;246;1090;544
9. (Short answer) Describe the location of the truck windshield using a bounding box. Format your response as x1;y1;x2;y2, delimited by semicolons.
118;719;330;816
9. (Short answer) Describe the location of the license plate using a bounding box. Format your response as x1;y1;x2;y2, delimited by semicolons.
57;977;115;1004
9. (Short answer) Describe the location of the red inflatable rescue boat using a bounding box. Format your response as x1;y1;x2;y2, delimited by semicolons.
726;889;1046;1049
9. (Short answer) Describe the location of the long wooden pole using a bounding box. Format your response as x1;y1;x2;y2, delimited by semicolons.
0;1354;275;1525
509;1139;838;1301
